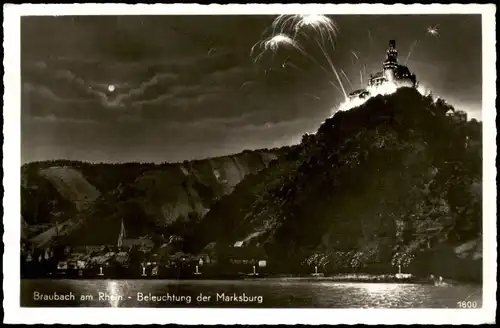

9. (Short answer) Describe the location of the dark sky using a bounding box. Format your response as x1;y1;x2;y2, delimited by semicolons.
21;14;482;164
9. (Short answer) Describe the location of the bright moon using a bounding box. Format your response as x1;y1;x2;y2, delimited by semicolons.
108;85;115;92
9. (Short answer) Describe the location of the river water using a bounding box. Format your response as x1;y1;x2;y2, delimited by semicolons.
21;279;482;308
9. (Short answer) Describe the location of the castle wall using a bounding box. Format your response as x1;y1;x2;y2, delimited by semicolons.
393;78;416;89
384;68;396;83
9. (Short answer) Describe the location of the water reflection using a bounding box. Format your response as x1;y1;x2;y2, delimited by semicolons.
358;283;405;293
21;279;482;308
347;283;411;308
105;281;121;307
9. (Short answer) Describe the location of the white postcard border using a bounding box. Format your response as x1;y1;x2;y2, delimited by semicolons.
3;3;497;325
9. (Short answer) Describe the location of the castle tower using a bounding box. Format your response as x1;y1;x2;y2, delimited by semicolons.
383;40;398;82
386;40;398;63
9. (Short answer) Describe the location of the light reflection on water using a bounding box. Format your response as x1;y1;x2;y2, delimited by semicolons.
106;281;120;307
21;279;482;308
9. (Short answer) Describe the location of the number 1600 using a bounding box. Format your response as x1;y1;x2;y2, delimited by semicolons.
457;301;478;308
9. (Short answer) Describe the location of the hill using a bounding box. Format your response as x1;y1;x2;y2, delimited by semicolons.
187;88;482;281
21;149;282;248
38;166;101;210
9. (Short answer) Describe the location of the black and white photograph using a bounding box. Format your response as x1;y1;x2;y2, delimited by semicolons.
3;3;497;325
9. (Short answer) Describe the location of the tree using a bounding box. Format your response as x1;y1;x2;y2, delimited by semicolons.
391;250;415;273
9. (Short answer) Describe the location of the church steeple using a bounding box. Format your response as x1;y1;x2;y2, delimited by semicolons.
117;219;126;248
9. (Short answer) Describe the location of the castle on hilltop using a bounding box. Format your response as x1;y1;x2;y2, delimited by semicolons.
348;40;417;100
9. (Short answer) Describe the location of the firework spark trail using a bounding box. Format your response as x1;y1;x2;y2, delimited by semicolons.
286;14;346;99
284;61;305;72
240;81;254;89
404;40;420;64
317;40;348;99
351;50;359;62
350;50;359;66
257;14;347;98
271;15;298;34
329;80;343;95
367;29;374;50
350;50;366;88
301;93;321;100
207;47;216;56
340;68;353;90
405;25;441;64
294;14;338;51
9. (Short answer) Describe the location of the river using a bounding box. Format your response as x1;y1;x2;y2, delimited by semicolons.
21;279;482;308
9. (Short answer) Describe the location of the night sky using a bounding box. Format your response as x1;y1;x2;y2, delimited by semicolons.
21;14;482;164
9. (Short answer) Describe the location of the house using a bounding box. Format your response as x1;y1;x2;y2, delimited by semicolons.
121;238;154;252
197;253;212;266
57;261;68;270
84;245;112;254
226;246;268;266
66;252;90;268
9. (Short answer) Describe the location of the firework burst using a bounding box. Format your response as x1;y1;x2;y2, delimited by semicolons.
426;24;440;38
271;14;299;34
293;14;339;47
250;33;305;63
271;14;339;50
252;14;348;99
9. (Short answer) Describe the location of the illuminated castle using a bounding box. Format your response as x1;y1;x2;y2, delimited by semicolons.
348;40;417;100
